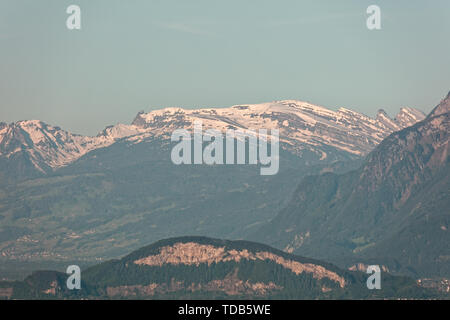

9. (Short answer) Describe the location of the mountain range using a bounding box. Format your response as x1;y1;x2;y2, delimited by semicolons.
252;92;450;278
0;100;426;281
0;101;424;181
1;92;448;299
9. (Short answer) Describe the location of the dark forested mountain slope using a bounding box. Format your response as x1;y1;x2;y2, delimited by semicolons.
0;237;440;300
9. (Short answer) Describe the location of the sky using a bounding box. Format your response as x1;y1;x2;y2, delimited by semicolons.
0;0;449;136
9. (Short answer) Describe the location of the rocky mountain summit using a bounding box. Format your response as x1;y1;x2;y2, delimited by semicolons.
0;237;439;299
0;100;425;178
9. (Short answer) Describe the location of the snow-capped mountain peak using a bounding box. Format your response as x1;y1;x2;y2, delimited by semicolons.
395;107;427;128
0;120;139;173
0;100;426;174
131;100;425;157
97;123;145;140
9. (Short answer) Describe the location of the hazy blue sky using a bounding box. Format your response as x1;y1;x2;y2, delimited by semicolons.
1;0;449;135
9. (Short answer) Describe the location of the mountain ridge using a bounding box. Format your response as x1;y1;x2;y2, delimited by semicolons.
0;101;425;178
0;236;441;300
251;93;449;277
